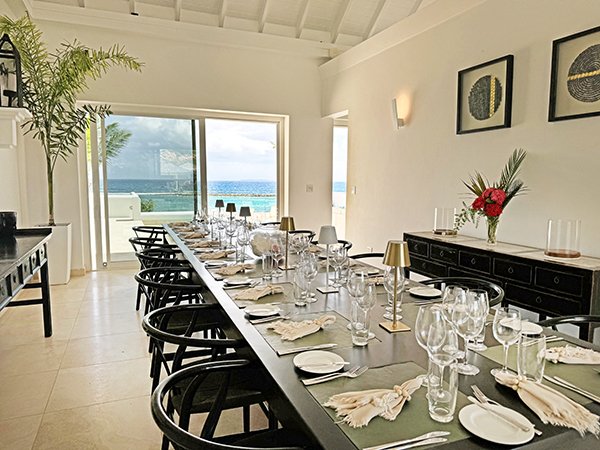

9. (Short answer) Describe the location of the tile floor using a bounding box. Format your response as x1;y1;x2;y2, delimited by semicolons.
0;268;264;449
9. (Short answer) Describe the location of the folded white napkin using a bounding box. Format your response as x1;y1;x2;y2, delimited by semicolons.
234;284;283;301
214;264;254;276
202;250;234;260
267;314;336;341
180;231;208;239
323;377;422;428
169;221;190;227
188;240;219;249
494;371;600;436
545;345;600;365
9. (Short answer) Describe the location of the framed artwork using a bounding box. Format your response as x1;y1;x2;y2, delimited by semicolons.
456;55;514;134
549;25;600;122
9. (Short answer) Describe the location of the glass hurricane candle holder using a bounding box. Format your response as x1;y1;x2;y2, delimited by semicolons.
433;208;457;236
545;219;581;258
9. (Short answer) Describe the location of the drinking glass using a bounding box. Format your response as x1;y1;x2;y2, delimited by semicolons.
518;335;546;382
262;252;274;281
357;283;377;339
427;360;458;423
216;218;227;248
293;270;308;307
415;305;443;386
440;285;467;323
330;246;347;287
451;289;488;375
491;307;521;376
350;301;370;346
270;235;284;278
383;266;404;320
301;253;318;303
347;270;367;301
236;226;250;262
225;222;237;248
467;324;488;352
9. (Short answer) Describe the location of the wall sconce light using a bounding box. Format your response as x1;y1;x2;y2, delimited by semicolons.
392;98;404;128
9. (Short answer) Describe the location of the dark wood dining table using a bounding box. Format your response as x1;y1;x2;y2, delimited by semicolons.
165;225;600;450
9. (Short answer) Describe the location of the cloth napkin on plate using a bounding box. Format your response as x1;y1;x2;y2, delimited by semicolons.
180;231;208;239
323;377;423;428
188;240;220;249
267;314;336;341
234;284;283;301
494;371;600;436
214;263;254;276
202;250;235;260
169;221;190;227
545;345;600;364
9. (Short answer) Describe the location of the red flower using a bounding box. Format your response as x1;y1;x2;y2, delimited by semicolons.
484;203;503;217
472;197;485;210
481;188;494;199
490;189;507;205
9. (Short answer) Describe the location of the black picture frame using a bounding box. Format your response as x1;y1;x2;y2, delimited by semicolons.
549;25;600;122
456;55;514;134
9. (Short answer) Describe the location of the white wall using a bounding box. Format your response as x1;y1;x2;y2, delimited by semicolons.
9;17;332;271
321;0;600;257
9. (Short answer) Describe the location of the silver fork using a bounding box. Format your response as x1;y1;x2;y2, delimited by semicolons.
302;365;368;386
471;385;542;435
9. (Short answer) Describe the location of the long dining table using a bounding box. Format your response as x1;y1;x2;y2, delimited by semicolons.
165;225;600;450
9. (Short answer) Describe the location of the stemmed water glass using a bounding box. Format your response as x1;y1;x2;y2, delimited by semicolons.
225;221;237;248
356;282;377;339
347;270;367;301
427;309;460;381
451;290;488;375
236;226;250;262
301;253;318;303
383;266;404;320
216;218;227;248
270;235;285;278
415;305;441;386
330;245;347;287
491;307;522;376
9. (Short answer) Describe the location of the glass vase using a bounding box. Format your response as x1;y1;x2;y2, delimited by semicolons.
486;217;499;245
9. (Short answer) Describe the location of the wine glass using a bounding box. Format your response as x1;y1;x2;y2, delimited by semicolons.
415;305;442;386
440;285;467;323
270;235;284;278
347;270;367;301
330;245;347;287
427;312;459;385
225;221;237;248
451;290;488;375
467;289;490;352
383;266;404;320
491;307;521;376
301;253;318;303
236;226;250;261
216;218;227;248
357;283;377;340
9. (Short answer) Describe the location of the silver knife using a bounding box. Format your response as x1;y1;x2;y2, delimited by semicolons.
389;437;448;450
277;343;337;356
467;396;532;432
249;315;288;325
363;431;450;450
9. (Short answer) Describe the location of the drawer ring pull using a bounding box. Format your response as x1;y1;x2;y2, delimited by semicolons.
440;250;445;257
535;296;542;304
470;258;477;265
553;276;560;284
508;267;514;274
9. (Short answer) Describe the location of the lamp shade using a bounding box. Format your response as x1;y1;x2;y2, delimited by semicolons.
318;225;338;245
280;216;296;232
215;199;224;208
225;202;236;213
239;206;251;217
382;240;411;267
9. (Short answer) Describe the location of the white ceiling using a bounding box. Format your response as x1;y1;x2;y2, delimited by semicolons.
32;0;440;52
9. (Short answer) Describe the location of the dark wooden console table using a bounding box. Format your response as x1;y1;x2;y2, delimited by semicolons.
0;228;53;336
404;231;600;341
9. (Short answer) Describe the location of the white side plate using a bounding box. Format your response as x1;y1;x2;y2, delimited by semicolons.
458;404;535;445
293;350;345;375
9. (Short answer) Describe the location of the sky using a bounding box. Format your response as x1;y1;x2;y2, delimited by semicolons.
105;115;277;181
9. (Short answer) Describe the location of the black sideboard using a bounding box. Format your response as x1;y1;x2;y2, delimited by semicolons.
403;231;600;341
0;228;53;336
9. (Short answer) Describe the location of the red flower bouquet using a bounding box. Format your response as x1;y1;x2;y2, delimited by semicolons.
455;149;528;244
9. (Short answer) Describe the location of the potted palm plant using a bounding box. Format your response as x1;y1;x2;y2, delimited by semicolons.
0;15;142;283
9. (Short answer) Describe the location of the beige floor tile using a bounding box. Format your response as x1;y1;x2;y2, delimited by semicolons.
188;404;269;438
83;286;139;303
69;310;144;339
34;395;160;450
61;332;150;369
77;296;138;317
52;276;90;291
0;317;75;349
45;358;151;412
0;371;57;421
49;288;87;304
0;414;43;450
3;300;81;320
0;341;68;377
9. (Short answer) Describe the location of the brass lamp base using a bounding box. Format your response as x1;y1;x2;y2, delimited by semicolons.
379;321;411;333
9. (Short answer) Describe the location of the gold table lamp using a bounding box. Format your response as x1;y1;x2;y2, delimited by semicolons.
279;217;295;270
380;240;411;333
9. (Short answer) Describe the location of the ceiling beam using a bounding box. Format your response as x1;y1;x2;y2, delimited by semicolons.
295;0;310;38
409;0;424;15
258;0;270;33
174;0;182;22
365;0;387;38
330;0;350;44
218;0;227;28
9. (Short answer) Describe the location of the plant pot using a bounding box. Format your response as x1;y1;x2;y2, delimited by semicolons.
42;223;72;285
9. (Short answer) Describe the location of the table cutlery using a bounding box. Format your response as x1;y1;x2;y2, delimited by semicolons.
545;336;564;343
471;386;541;435
387;437;448;450
223;281;260;290
467;396;535;434
543;375;600;403
277;343;337;356
298;361;350;369
363;431;450;450
302;365;368;385
249;315;290;325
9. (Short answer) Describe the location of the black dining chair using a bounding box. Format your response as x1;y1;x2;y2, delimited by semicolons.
151;360;307;450
310;239;353;252
133;225;168;243
288;229;316;240
349;252;384;260
537;315;600;330
418;277;504;307
136;248;188;270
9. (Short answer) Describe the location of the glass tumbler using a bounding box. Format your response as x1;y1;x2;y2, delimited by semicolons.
293;270;308;307
262;254;274;281
545;219;581;258
518;335;546;382
427;359;458;423
433;208;457;236
350;301;371;347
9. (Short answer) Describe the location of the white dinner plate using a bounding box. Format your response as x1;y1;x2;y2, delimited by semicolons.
458;404;535;445
408;287;442;299
224;277;251;286
205;261;227;268
293;350;345;375
520;321;544;335
244;304;281;317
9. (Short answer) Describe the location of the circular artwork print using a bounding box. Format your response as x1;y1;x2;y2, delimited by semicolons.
567;44;600;103
468;75;503;121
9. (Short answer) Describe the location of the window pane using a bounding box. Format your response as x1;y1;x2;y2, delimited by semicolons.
205;118;278;222
332;125;348;237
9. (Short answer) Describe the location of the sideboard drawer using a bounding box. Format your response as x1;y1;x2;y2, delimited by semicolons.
411;256;447;277
30;252;39;272
407;238;428;257
430;244;458;265
0;276;8;303
535;268;583;297
493;259;532;284
39;244;47;261
458;250;490;274
505;284;582;316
